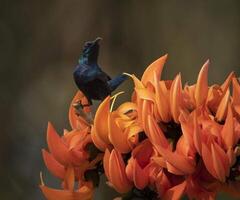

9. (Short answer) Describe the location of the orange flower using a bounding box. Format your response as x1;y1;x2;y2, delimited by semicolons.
125;140;154;189
40;166;93;200
91;95;142;153
41;52;240;200
42;122;102;179
103;148;133;193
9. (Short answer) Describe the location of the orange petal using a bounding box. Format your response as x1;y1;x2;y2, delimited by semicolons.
103;148;111;180
157;146;195;175
91;125;108;151
193;112;202;154
69;91;89;130
215;89;230;122
221;104;235;149
64;166;75;191
109;149;132;193
233;77;240;103
163;181;187;200
47;122;70;165
211;143;226;182
135;88;155;101
108;113;131;153
42;149;65;179
221;72;234;94
141;100;154;132
170;74;182;123
202;143;217;179
141;54;168;86
154;71;171;122
92;96;111;144
147;115;169;148
132;159;149;189
212;142;230;178
195;60;209;107
116;102;137;114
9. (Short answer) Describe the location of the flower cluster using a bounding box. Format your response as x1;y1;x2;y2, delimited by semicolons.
40;91;102;200
40;55;240;200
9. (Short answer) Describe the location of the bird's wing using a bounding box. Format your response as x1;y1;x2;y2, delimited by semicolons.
74;64;102;84
97;69;111;82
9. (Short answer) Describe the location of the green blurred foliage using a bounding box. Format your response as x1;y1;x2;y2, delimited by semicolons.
0;0;239;199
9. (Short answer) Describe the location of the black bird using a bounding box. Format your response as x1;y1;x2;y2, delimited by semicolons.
73;37;127;105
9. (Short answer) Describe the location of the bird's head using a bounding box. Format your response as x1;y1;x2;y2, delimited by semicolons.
81;37;102;62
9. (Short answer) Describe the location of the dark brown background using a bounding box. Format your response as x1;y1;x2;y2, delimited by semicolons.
0;1;239;199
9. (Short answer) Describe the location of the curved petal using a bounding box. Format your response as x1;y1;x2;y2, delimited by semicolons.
221;104;235;149
193;112;202;154
147;115;169;148
103;148;111;180
232;77;240;105
42;149;65;179
215;89;230;122
92;96;111;144
154;71;171;122
108;113;131;153
109;149;132;193
69;91;89;130
195;60;209;107
170;74;182;123
141;54;168;86
157;145;195;175
47;122;70;165
221;72;234;94
132;159;149;189
163;181;187;200
211;143;226;182
201;143;217;179
91;125;108;151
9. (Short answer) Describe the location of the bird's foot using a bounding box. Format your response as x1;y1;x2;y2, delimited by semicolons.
72;101;93;124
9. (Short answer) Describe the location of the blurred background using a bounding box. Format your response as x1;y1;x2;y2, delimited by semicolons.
0;0;240;199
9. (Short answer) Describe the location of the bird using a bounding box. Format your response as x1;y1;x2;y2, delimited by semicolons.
73;37;128;107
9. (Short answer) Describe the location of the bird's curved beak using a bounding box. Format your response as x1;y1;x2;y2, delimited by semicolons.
94;37;102;44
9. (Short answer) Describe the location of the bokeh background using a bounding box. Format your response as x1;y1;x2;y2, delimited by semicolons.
0;0;240;199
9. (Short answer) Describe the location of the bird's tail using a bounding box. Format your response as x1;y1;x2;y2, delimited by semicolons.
107;74;128;93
